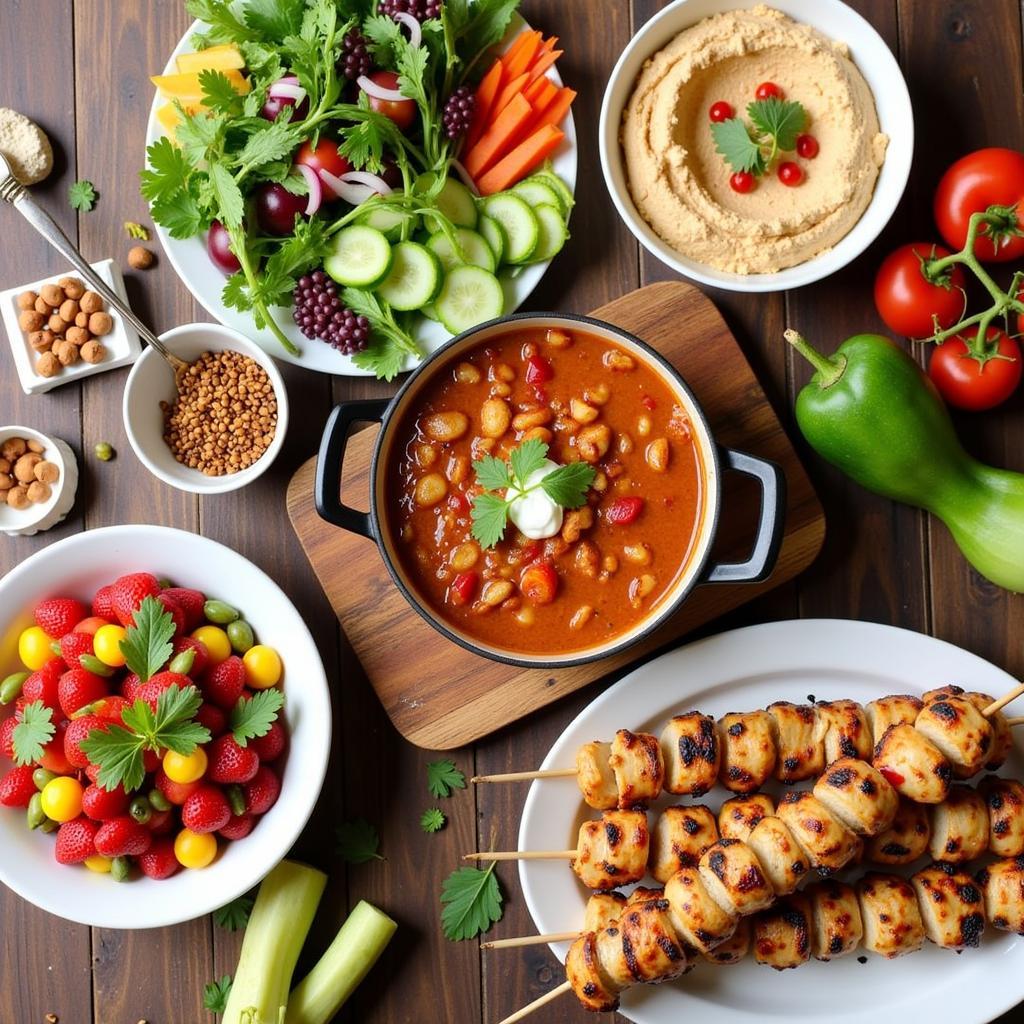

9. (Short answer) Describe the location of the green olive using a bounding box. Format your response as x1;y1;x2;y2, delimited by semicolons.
39;818;59;834
226;784;247;818
110;856;131;882
94;441;115;462
32;768;57;791
129;796;152;824
148;788;171;812
79;653;114;677
203;599;240;625
26;793;47;830
0;672;29;704
227;619;255;654
169;647;196;675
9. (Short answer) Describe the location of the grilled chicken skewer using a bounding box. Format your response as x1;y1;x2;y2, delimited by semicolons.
473;685;1015;810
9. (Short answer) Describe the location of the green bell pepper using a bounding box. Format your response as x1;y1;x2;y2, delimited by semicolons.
787;329;1024;593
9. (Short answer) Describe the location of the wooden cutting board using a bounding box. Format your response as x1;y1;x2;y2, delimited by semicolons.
287;282;825;749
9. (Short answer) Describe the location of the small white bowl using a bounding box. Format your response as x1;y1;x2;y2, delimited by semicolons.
122;322;289;494
599;0;914;293
0;525;332;929
0;426;78;537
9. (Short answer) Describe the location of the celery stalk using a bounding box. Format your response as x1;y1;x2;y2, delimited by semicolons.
284;901;398;1024
222;860;328;1024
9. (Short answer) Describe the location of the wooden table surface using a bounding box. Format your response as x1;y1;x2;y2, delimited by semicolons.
1;1;1022;1022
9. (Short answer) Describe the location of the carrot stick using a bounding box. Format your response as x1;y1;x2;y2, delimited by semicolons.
465;59;504;151
490;73;530;122
531;87;576;132
475;125;566;196
502;79;559;153
526;49;563;85
501;30;542;81
464;93;534;179
523;75;558;107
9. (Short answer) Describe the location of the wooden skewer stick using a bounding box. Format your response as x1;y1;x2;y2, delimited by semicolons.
463;850;576;862
497;981;572;1024
472;768;577;783
1005;716;1024;727
983;682;1024;718
482;931;581;950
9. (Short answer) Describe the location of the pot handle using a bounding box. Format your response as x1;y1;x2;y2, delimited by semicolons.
703;448;787;584
314;398;391;540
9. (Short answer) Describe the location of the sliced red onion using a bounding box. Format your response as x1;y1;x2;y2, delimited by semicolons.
275;75;301;87
295;163;323;216
340;170;393;195
450;160;480;195
268;82;307;104
319;169;377;205
393;11;422;47
357;74;408;103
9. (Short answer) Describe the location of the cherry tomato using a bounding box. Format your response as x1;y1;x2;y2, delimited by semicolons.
524;354;553;384
605;497;644;525
778;161;803;187
255;183;307;236
934;148;1024;262
873;242;967;338
363;71;416;131
928;328;1022;412
520;562;558;605
449;571;479;606
755;82;783;100
207;220;241;274
294;138;352;180
879;767;905;788
796;134;819;159
730;171;755;194
709;100;734;123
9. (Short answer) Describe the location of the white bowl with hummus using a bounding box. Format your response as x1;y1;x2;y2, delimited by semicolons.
600;0;913;291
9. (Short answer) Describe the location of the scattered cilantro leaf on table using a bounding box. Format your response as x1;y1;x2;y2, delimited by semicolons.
229;689;284;747
69;180;97;212
440;862;504;941
11;701;55;767
213;895;254;932
427;759;466;799
421;808;447;834
336;818;384;864
119;596;176;682
203;974;233;1014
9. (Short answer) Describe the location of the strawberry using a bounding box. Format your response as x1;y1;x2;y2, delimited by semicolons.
95;815;153;857
110;572;161;627
93;695;130;723
0;716;17;759
155;593;186;637
142;748;161;773
38;720;73;775
154;768;201;806
207;735;260;785
138;837;180;880
219;813;256;840
91;585;117;621
34;598;87;638
73;616;110;635
58;630;94;667
243;766;280;815
161;587;206;631
135;671;192;711
58;667;108;718
84;763;102;784
0;765;38;807
81;782;130;820
250;720;287;763
146;808;175;836
120;673;142;702
64;714;106;769
182;785;231;833
55;817;99;864
171;635;209;677
202;657;245;711
195;702;227;738
22;659;65;712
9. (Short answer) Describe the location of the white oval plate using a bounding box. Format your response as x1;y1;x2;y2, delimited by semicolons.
519;620;1024;1024
145;15;578;374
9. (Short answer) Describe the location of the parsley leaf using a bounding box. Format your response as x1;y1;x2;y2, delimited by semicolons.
748;97;807;154
363;13;404;64
426;759;466;799
213;895;253;931
229;688;284;747
712;98;807;176
199;69;245;116
420;808;446;833
203;975;233;1014
151;188;207;240
185;0;259;44
456;0;519;57
208;163;244;231
11;701;55;766
69;180;97;212
234;119;301;175
541;462;596;509
473;453;512;492
336;818;384;864
344;287;422;381
508;438;548;489
469;492;511;550
141;137;193;203
243;0;306;42
119;596;175;683
710;117;765;175
440;862;503;941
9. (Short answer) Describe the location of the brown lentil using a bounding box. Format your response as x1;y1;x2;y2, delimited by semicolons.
161;350;277;477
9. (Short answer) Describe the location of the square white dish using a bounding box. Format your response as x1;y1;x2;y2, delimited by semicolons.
0;258;142;395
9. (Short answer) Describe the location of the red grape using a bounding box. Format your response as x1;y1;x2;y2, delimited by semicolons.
255;183;307;236
207;220;241;274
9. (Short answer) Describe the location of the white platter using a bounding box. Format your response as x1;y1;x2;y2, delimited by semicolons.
144;15;578;375
519;620;1024;1024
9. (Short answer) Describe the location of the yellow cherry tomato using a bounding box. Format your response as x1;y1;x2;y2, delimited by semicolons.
19;626;54;671
84;854;112;873
163;747;208;785
40;777;84;823
192;625;231;665
92;624;128;667
174;828;218;869
243;645;283;690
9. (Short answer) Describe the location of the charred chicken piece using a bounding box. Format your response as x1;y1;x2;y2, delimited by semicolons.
573;810;649;891
813;757;899;836
872;723;951;804
928;784;989;863
806;880;863;960
857;872;926;958
650;804;719;884
717;710;777;794
660;712;720;796
718;793;775;842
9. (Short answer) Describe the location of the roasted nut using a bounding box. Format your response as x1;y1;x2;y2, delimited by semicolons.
66;326;90;346
26;439;44;453
79;290;103;314
18;310;44;332
14;452;42;482
5;485;29;509
59;277;85;299
34;296;51;315
1;438;26;461
16;290;37;310
26;480;51;504
0;458;9;473
53;339;79;366
75;311;88;328
59;299;79;322
128;245;155;269
88;311;113;336
34;460;59;484
36;351;60;377
28;330;54;352
0;473;12;491
47;313;66;335
40;283;64;307
80;340;106;364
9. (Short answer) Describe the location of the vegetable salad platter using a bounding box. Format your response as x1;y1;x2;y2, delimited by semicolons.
143;0;578;377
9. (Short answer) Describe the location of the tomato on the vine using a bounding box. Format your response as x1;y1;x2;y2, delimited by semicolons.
294;138;352;179
934;148;1024;262
362;71;416;130
928;328;1022;412
873;242;967;338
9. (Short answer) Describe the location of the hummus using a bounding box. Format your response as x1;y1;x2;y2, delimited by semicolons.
621;5;888;274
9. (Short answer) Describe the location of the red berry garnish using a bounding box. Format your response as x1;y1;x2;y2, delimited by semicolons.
729;172;755;194
138;837;180;879
709;100;734;123
796;134;819;159
755;82;783;100
778;161;803;187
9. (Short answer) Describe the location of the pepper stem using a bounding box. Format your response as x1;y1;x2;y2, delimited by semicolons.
784;329;848;388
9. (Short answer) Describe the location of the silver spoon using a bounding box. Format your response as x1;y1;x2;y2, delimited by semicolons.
0;150;189;376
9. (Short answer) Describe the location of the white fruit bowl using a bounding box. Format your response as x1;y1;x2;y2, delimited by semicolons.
0;525;331;929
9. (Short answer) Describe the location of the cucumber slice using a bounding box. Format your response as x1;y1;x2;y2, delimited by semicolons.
435;265;505;335
421;175;478;231
479;194;539;264
375;241;442;312
529;171;575;214
357;205;420;241
477;214;507;265
421;303;440;322
521;204;569;264
324;225;393;288
512;180;561;212
427;228;496;273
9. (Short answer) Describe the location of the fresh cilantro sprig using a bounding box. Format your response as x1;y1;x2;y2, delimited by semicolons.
213;895;253;932
470;439;596;549
345;287;424;382
11;701;55;767
229;689;284;747
440;862;503;941
336;818;384;864
203;974;233;1014
420;808;447;834
69;180;97;212
711;98;807;177
119;596;176;683
80;685;210;792
427;759;466;799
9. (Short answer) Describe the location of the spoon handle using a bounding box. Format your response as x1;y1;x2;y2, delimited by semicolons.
11;188;183;369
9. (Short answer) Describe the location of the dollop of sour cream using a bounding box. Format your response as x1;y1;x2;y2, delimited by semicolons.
507;460;563;540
